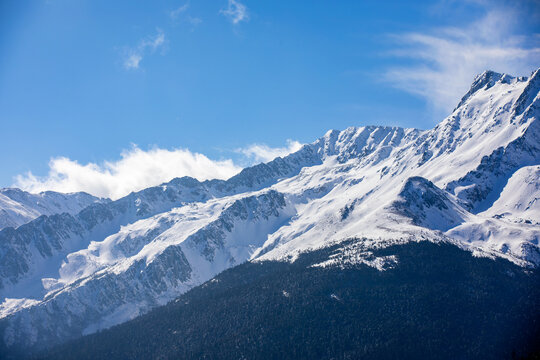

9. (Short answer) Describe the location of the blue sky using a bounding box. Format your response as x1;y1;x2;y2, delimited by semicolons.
1;0;539;198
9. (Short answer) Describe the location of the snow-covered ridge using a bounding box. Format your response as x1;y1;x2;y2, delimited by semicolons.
0;146;320;294
0;188;108;231
391;176;470;232
1;68;539;352
2;189;292;347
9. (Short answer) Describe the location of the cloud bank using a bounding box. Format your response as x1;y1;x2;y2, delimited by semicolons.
14;140;303;200
15;146;241;200
384;9;540;113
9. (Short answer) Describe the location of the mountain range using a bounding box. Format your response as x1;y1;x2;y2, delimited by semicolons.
1;68;539;359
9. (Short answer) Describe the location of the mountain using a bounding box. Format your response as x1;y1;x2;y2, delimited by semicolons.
1;68;539;357
35;242;540;360
0;189;108;231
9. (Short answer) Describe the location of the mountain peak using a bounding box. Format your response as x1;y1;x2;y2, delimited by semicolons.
454;69;531;110
455;70;502;109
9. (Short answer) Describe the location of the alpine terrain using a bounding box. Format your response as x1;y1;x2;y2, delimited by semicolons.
0;189;108;231
1;69;540;359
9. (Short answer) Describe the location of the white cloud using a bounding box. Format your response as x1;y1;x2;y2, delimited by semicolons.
186;16;203;26
14;146;241;200
123;29;166;70
237;139;303;164
170;4;189;20
124;54;142;70
220;0;248;24
384;9;540;113
13;139;303;200
141;30;165;51
170;3;202;27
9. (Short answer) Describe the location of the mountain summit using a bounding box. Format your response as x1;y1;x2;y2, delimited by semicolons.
1;69;539;355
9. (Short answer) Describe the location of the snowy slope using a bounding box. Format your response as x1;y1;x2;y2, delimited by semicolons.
0;152;320;297
2;190;293;348
0;189;107;231
482;165;540;224
1;68;539;352
256;69;540;264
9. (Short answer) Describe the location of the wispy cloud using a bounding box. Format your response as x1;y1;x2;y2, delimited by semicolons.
124;54;143;70
123;29;166;70
186;17;203;26
384;9;540;113
15;146;241;200
237;140;303;164
170;3;202;26
170;4;189;20
220;0;248;24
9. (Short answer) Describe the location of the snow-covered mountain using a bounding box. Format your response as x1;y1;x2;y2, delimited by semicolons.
1;69;539;353
0;189;108;231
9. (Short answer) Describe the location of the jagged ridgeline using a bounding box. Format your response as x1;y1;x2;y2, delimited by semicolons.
1;68;540;358
0;189;109;231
